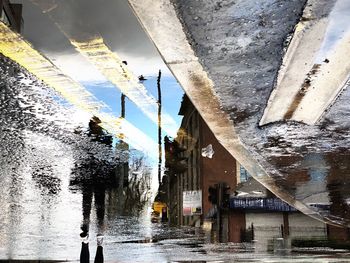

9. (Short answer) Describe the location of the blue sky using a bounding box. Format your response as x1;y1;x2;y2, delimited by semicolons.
14;0;186;174
83;74;184;151
15;0;185;151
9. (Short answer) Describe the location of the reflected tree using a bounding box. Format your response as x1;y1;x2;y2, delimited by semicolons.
122;152;152;215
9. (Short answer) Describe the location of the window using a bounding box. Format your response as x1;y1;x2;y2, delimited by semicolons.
1;9;11;26
239;164;251;183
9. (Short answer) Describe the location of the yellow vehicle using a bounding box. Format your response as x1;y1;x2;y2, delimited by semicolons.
151;202;167;223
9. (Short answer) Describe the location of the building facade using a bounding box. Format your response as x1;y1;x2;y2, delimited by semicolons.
0;0;23;33
161;94;348;245
231;164;328;243
164;95;238;240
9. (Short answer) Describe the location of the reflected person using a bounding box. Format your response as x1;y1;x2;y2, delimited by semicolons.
76;164;113;263
70;116;116;263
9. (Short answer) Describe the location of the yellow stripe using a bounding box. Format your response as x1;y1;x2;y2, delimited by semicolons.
0;22;157;154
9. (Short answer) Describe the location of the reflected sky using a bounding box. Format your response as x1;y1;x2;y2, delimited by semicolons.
0;12;179;258
316;0;350;63
11;0;184;162
2;0;350;260
0;1;184;258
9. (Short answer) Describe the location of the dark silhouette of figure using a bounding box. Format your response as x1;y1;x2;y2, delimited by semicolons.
80;230;104;263
77;174;108;263
77;161;108;263
88;116;113;145
70;116;117;263
80;230;90;263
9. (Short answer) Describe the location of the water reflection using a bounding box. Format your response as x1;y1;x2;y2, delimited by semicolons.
268;151;350;226
0;53;149;259
80;231;104;263
70;116;115;231
3;0;350;262
4;50;350;260
326;153;350;226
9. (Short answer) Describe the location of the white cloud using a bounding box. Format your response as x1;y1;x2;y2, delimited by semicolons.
49;52;108;82
117;52;173;77
48;50;172;83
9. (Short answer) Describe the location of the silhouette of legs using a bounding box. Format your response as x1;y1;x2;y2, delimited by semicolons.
80;184;105;263
80;242;90;263
82;187;93;228
94;185;106;233
80;234;104;263
94;245;104;263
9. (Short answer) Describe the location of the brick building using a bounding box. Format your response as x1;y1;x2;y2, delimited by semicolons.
164;95;238;240
162;94;346;246
230;169;328;244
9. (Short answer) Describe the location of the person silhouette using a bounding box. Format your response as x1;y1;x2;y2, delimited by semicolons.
71;116;116;263
80;228;104;263
79;181;107;263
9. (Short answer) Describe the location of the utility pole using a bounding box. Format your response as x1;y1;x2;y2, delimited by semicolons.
121;93;126;119
157;70;162;184
217;183;222;242
121;60;127;139
118;92;129;188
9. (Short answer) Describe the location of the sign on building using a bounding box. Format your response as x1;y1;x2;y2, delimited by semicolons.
183;190;202;216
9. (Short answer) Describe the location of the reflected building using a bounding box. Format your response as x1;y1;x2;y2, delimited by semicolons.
326;153;350;241
0;0;22;33
129;0;350;234
232;166;328;244
161;94;348;246
162;95;237;239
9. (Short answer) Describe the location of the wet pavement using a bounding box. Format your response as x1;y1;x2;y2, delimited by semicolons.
1;55;350;263
129;0;350;227
1;57;350;263
2;1;350;262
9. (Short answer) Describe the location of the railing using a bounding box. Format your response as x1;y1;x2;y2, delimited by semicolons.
230;197;298;212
